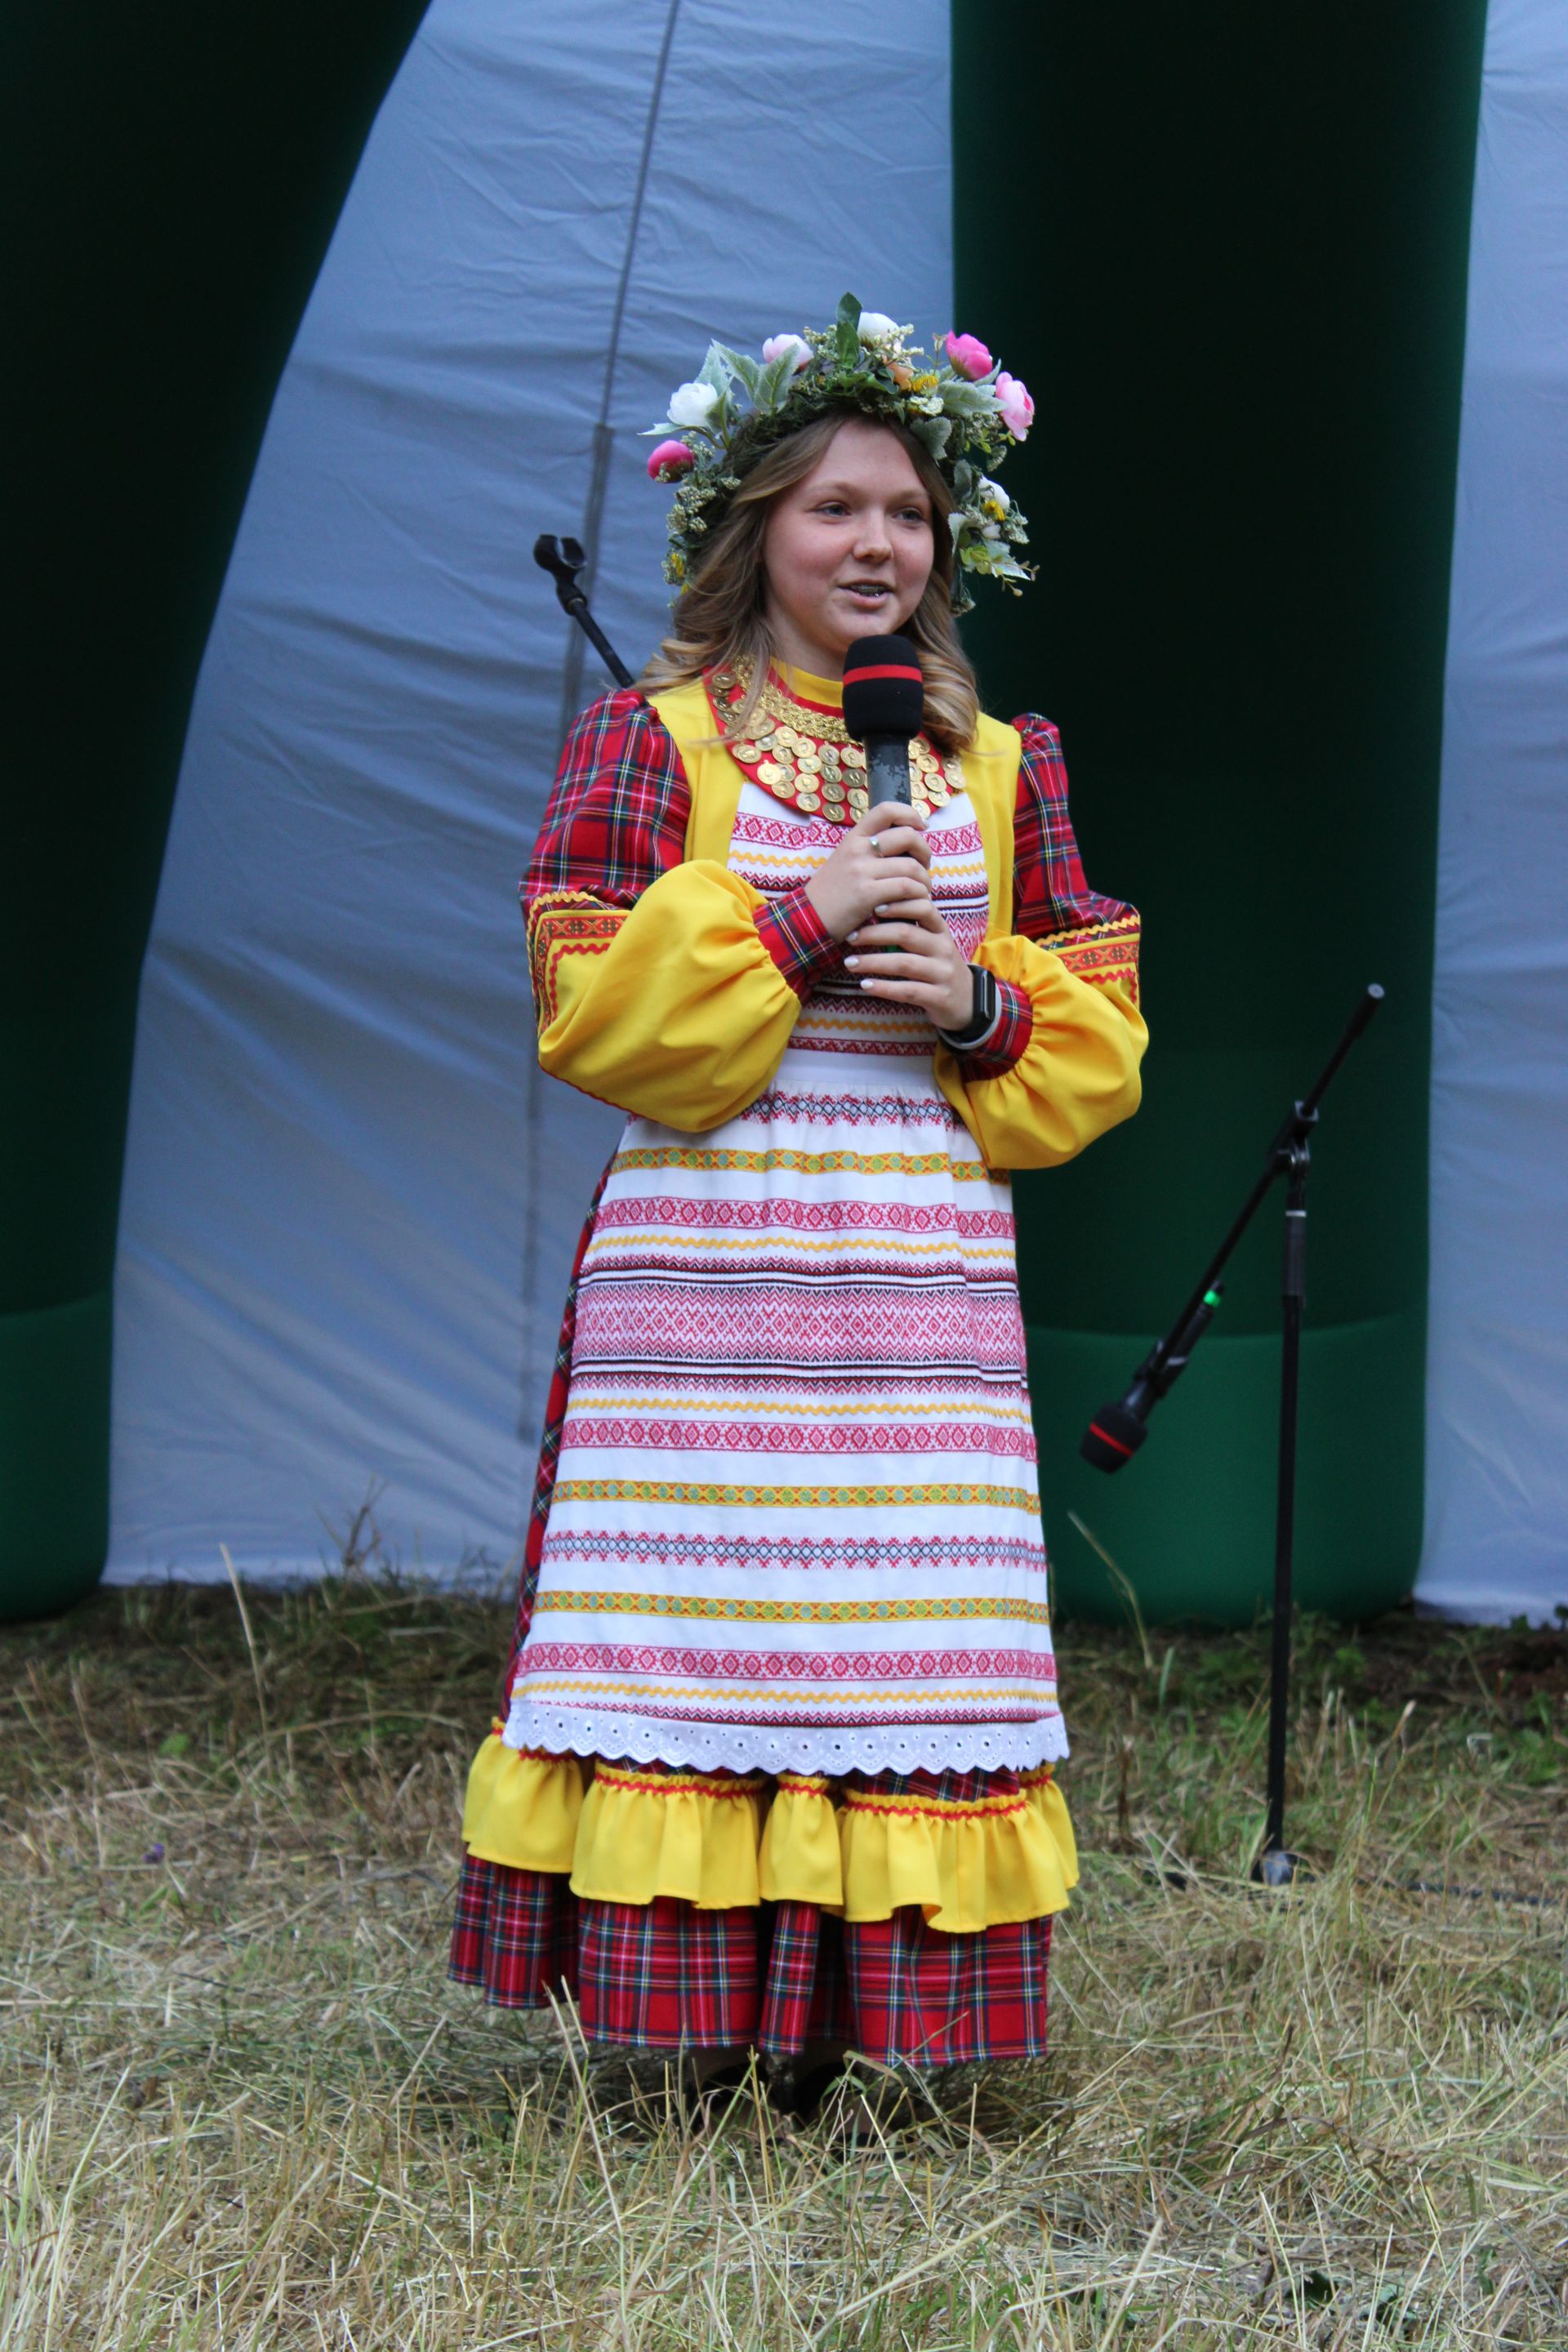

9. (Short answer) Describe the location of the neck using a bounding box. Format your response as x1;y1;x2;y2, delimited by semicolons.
760;604;854;681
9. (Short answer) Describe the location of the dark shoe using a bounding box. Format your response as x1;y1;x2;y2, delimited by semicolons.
768;2053;850;2123
678;2056;752;2130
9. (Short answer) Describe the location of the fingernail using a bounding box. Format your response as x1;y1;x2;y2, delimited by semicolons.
844;956;859;969
858;978;875;991
875;904;888;916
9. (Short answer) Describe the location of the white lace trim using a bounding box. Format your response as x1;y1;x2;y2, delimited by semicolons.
500;1699;1069;1778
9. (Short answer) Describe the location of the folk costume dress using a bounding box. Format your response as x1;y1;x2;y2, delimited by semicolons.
450;662;1145;2069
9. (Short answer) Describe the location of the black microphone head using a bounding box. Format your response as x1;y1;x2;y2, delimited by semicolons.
1080;1398;1150;1475
842;635;924;742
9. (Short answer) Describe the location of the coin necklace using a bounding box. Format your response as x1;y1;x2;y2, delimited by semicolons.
710;665;967;826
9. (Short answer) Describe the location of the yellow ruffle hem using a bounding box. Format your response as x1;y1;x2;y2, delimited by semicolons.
461;1731;1078;1934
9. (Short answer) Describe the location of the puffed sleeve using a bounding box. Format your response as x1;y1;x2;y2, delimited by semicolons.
524;688;841;1130
933;715;1147;1169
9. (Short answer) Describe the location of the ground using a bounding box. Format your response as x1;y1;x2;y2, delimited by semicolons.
3;1570;1566;2350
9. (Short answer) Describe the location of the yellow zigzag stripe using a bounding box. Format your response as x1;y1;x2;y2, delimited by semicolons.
551;1479;1040;1515
586;1232;1013;1261
612;1147;992;1180
532;1591;1051;1624
517;1680;1055;1707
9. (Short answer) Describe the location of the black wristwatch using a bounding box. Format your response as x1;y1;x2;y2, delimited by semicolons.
936;964;998;1050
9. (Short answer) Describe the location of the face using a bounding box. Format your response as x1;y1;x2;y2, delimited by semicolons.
760;417;936;675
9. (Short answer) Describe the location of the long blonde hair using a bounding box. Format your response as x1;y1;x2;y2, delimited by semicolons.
639;412;981;755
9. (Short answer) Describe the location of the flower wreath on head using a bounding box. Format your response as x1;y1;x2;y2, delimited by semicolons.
645;292;1035;614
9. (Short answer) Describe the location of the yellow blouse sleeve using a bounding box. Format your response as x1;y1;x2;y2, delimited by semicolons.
530;865;804;1131
933;922;1147;1171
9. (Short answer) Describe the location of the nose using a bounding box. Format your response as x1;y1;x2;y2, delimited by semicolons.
852;508;893;561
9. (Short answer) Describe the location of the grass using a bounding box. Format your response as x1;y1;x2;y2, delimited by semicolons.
2;1569;1566;2349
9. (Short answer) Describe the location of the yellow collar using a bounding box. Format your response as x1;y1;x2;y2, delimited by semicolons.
773;660;843;714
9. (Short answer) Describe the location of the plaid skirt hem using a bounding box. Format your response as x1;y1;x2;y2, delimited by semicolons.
449;1851;1051;2066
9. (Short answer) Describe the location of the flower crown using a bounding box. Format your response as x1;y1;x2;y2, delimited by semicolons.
644;292;1034;615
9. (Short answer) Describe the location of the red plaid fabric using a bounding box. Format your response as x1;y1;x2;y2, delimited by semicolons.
760;1902;858;2055
1009;714;1134;944
449;1860;1052;2064
844;1911;1051;2066
948;975;1035;1082
449;1851;578;2008
577;1896;764;2051
753;887;841;998
525;689;690;917
449;1758;1055;2063
524;687;836;999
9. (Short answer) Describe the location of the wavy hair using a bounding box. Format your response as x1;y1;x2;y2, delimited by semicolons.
639;412;981;755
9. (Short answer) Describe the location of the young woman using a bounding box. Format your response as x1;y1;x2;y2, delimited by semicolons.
450;303;1146;2109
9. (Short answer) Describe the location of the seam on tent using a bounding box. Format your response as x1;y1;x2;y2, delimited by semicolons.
554;0;683;751
528;0;684;1509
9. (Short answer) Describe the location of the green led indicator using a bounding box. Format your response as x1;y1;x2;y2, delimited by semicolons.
1204;1289;1222;1308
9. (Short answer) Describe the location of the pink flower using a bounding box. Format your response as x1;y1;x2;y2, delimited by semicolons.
944;331;993;381
647;438;695;480
994;370;1034;439
762;332;811;372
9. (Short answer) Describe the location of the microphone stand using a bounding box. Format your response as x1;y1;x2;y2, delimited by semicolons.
533;534;635;688
1085;984;1384;1885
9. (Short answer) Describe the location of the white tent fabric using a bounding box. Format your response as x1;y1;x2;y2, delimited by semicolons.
106;0;954;1584
1422;0;1568;1624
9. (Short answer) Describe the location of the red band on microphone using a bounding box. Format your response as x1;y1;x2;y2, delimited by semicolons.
841;662;923;686
1087;1420;1136;1459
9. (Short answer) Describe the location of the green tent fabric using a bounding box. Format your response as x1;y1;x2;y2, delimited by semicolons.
952;0;1487;1620
2;3;429;1619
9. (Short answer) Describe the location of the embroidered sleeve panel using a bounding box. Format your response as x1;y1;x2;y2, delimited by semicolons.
1034;910;1143;1009
527;893;627;1031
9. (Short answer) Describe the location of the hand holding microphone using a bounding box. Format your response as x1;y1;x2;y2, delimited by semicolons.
804;632;977;1031
802;800;931;939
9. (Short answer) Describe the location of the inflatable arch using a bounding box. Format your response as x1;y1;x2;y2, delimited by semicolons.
6;1;1565;1628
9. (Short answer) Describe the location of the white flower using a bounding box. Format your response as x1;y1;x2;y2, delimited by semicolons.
856;310;900;347
667;379;722;429
977;474;1010;514
762;332;811;372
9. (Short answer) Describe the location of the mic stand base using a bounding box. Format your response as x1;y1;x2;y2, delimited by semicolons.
1251;1846;1308;1890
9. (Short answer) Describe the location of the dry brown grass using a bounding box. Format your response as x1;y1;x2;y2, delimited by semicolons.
3;1570;1566;2349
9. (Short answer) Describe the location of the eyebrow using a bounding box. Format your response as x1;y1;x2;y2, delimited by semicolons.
808;479;930;504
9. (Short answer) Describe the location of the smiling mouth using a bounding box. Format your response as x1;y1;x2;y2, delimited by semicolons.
839;581;893;601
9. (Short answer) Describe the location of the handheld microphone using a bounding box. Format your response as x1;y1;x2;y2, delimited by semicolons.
1080;1285;1224;1473
842;635;924;806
